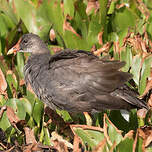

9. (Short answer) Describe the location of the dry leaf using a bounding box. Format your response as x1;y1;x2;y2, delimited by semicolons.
137;108;148;119
45;107;71;135
0;68;7;94
113;41;121;55
63;19;81;37
83;112;92;126
116;3;127;9
86;0;100;15
138;126;152;149
91;45;96;53
137;0;150;20
145;130;152;147
52;140;68;152
24;127;37;144
51;47;63;53
103;116;112;146
124;130;134;139
98;31;103;45
109;141;117;152
148;93;152;107
0;106;7;119
140;79;152;98
51;131;73;150
92;138;107;152
73;135;81;152
70;124;104;134
19;79;25;86
133;130;138;152
93;42;110;56
23;143;42;152
27;83;36;97
6;106;20;128
103;114;122;146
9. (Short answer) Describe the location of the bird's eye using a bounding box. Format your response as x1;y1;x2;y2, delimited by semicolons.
23;39;28;44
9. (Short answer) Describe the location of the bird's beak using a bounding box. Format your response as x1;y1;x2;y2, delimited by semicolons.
7;39;21;55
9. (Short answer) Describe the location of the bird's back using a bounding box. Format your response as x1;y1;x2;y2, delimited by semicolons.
24;50;148;112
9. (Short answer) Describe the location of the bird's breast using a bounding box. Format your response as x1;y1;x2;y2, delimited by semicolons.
24;61;44;99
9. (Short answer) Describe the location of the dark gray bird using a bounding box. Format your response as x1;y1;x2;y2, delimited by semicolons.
7;33;148;112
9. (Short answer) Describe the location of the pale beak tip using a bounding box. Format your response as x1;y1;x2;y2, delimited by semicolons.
7;48;15;55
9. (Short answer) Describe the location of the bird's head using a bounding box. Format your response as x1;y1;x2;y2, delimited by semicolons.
7;33;49;55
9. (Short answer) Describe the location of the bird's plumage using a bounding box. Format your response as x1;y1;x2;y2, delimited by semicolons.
9;33;148;112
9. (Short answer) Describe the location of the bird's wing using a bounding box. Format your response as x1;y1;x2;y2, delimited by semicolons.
38;50;135;112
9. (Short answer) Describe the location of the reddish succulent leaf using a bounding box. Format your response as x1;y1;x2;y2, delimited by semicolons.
49;29;56;41
0;68;7;94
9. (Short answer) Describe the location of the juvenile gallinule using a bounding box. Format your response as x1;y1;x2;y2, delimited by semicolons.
7;33;148;112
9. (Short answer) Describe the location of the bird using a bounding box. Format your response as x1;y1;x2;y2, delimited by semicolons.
7;33;148;113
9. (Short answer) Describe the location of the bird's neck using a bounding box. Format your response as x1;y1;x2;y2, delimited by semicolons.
24;52;50;86
29;52;50;65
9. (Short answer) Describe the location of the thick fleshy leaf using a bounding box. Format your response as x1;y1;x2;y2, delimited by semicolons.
139;55;152;95
0;111;11;131
32;98;44;127
130;55;142;86
14;0;38;34
64;0;75;17
16;53;24;79
73;127;104;149
0;68;7;92
44;0;64;35
129;109;138;130
120;46;132;72
0;0;18;25
116;138;134;152
104;114;123;145
112;7;137;32
147;15;152;38
20;98;32;115
43;127;51;145
5;98;26;120
56;109;72;122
